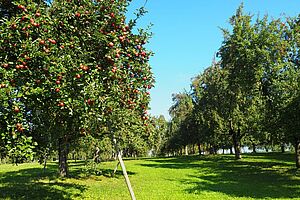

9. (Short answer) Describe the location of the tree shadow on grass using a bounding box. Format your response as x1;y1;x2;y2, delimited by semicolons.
141;154;300;199
0;163;86;200
67;160;136;179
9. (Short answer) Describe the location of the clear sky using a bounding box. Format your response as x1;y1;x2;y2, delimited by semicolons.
127;0;300;120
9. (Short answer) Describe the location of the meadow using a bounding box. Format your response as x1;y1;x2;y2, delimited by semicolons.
0;153;300;200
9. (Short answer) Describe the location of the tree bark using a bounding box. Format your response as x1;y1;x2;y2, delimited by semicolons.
281;143;285;153
295;140;300;168
229;147;233;154
184;145;188;155
265;146;269;152
192;145;195;154
231;128;241;159
252;143;257;153
58;138;69;177
197;143;202;155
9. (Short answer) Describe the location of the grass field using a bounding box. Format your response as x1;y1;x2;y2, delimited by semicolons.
1;153;300;200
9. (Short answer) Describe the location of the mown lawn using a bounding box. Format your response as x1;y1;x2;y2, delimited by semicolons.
0;153;300;200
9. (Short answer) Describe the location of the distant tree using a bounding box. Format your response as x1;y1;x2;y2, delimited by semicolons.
167;92;194;155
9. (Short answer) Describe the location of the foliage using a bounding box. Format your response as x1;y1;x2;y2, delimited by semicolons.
165;5;300;166
0;0;154;172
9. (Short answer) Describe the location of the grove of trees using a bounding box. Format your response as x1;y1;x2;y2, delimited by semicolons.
164;5;300;168
2;1;300;181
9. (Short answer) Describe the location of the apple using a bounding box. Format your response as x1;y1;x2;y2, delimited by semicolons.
75;12;81;17
2;63;9;69
0;84;6;88
55;88;60;93
56;80;61;84
14;106;20;113
141;51;146;57
87;98;94;105
21;15;28;21
16;123;23;132
18;5;25;10
35;12;41;17
108;42;114;47
48;39;56;44
58;101;65;107
33;23;40;27
75;74;81;79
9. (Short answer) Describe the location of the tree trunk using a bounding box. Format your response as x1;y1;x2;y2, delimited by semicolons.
192;145;195;154
214;145;218;154
184;145;188;155
295;140;300;168
252;143;257;153
230;147;233;154
265;146;269;152
281;143;285;153
232;129;241;159
197;143;202;155
58;138;69;177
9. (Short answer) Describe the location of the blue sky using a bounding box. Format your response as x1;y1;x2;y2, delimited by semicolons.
127;0;300;120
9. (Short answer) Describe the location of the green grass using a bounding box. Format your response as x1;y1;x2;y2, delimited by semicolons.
1;153;300;200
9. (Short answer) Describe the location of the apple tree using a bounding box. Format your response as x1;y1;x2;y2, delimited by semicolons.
0;0;154;176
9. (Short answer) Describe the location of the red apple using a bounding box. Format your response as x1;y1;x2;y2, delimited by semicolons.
87;98;94;105
108;42;114;47
75;12;81;17
2;63;9;69
18;5;25;10
14;106;20;113
75;74;81;79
